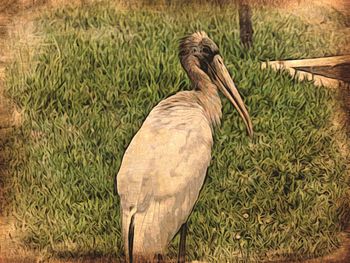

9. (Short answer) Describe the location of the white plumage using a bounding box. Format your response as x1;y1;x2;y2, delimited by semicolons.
118;91;213;257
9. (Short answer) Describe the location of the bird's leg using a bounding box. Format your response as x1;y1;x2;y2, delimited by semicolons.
154;253;164;263
178;222;187;263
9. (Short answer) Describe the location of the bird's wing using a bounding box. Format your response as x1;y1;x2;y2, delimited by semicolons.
117;105;213;208
116;103;213;253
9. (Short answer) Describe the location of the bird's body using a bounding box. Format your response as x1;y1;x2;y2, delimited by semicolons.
117;89;220;258
116;32;253;262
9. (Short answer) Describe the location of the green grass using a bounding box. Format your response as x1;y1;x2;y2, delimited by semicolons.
5;2;350;261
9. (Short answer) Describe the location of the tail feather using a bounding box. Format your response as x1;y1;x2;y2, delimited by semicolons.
128;214;135;263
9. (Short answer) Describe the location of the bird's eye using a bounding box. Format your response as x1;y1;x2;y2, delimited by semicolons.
203;47;211;54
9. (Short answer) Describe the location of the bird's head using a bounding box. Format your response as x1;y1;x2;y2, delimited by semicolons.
179;31;219;64
179;31;253;138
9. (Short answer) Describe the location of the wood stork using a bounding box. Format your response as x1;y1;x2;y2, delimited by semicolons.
116;31;253;263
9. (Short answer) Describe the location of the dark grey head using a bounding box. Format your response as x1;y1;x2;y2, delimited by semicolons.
179;31;220;65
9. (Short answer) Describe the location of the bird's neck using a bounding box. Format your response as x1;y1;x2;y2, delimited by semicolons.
185;63;222;128
196;84;222;129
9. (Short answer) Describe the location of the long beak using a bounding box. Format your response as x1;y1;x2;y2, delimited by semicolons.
209;55;253;138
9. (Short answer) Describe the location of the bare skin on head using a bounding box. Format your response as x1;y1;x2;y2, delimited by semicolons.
116;31;253;263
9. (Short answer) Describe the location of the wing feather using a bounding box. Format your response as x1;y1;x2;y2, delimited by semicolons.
117;93;214;255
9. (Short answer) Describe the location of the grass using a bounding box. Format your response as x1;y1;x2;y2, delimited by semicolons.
4;1;350;261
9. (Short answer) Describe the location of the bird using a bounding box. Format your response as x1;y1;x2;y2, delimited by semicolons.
115;31;253;263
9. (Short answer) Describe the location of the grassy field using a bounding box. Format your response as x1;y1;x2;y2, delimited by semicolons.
4;1;350;261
